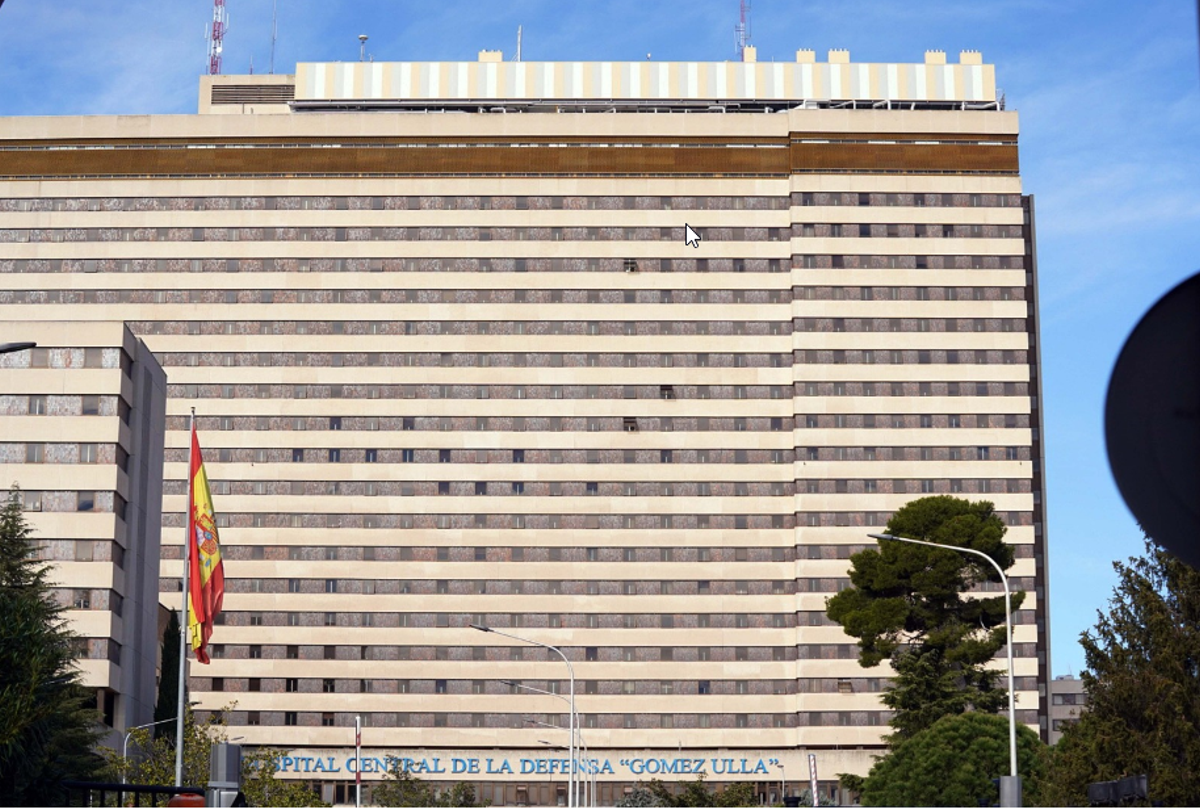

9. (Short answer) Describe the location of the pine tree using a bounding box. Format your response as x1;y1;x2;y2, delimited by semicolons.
1042;537;1200;805
825;495;1024;742
154;610;181;741
0;486;103;805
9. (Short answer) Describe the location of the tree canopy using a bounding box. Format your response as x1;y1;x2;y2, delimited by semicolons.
859;711;1046;807
373;762;482;807
1041;537;1200;806
109;705;329;806
826;496;1025;741
0;486;103;805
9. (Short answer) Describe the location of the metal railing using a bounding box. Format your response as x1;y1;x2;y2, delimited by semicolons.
59;780;204;807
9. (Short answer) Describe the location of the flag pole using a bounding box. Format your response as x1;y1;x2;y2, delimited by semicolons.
174;408;196;787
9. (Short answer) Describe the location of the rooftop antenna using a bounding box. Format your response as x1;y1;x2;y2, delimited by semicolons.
515;25;522;61
207;0;227;75
269;0;277;74
358;34;368;62
734;0;751;60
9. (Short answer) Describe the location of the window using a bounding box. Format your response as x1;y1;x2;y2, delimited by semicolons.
77;491;96;512
402;449;415;462
81;395;100;416
292;448;304;463
365;448;378;463
512;449;525;463
284;711;298;726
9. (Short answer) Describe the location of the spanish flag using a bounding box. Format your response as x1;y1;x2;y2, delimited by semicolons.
187;425;225;664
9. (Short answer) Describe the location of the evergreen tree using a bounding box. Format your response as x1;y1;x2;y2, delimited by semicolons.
154;610;181;741
0;486;103;805
1042;537;1200;806
825;496;1024;742
859;712;1046;807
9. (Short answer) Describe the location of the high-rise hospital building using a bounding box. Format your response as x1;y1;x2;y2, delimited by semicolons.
0;46;1047;805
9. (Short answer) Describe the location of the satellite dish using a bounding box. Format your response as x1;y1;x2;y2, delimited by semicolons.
1105;270;1200;569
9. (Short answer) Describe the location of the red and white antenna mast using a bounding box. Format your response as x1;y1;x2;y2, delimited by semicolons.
734;0;751;60
208;0;228;75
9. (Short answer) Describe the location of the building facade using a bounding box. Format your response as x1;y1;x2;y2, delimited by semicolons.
1048;674;1086;745
0;47;1047;805
0;321;167;745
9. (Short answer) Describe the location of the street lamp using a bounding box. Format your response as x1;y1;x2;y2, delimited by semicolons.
774;762;786;803
523;715;594;808
0;341;36;354
509;681;593;808
869;532;1021;807
123;717;178;783
472;625;577;809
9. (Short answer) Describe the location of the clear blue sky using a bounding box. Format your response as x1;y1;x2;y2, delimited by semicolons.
1;0;1198;677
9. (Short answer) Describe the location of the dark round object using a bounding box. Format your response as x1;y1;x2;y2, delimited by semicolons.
1105;270;1200;569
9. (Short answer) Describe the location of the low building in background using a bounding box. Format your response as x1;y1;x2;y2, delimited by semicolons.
0;322;167;746
1049;674;1087;744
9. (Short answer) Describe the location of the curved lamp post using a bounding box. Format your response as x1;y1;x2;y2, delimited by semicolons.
508;681;594;808
122;717;178;783
868;532;1020;806
472;625;577;808
0;342;36;354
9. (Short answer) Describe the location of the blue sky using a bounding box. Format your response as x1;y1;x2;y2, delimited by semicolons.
1;0;1198;677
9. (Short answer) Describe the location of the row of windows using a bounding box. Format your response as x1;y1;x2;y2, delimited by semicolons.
0;254;1027;274
163;445;1028;468
206;677;799;695
58;588;123;614
69;637;122;665
203;576;796;596
0;225;792;243
799;381;1036;398
795;223;1022;238
0;346;131;373
2;443;115;465
172;542;1036;565
195;480;796;497
0;286;1028;306
188;477;1021;499
39;540;125;565
229;710;797;730
212;643;796;662
201;639;1039;665
0;191;1027;213
797;255;1025;270
0;194;791;213
133;319;791;336
215;545;795;563
0;257;789;274
797;349;1029;364
164;513;796;531
163;353;790;370
215;610;799;629
1;288;796;305
793;192;1022;208
9;394;126;418
174;415;790;433
22;490;126;517
203;447;792;464
799;286;1025;300
165;383;791;401
797;320;1029;335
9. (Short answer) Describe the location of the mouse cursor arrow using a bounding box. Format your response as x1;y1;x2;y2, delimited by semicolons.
684;224;701;248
